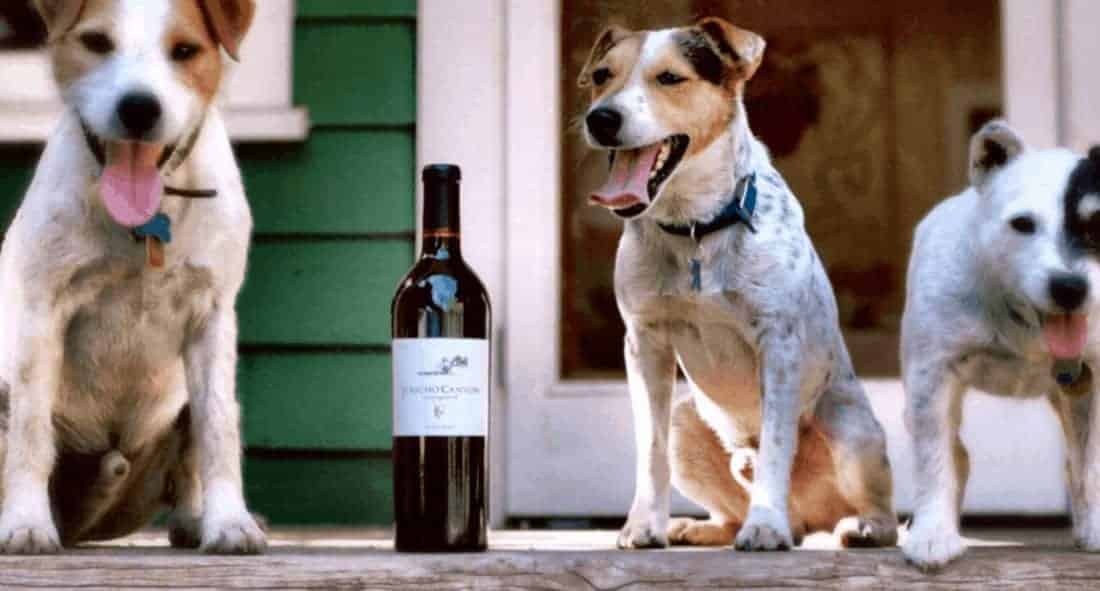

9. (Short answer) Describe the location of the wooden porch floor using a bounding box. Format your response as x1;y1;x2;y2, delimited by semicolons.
2;527;1098;590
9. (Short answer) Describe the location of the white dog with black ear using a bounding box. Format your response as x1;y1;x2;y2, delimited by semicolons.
0;0;265;554
903;120;1100;570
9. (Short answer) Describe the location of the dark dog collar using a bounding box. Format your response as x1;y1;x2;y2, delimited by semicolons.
658;172;758;242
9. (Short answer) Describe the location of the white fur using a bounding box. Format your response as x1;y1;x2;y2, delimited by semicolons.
589;29;677;150
0;0;263;554
68;1;197;143
586;27;896;552
902;121;1100;570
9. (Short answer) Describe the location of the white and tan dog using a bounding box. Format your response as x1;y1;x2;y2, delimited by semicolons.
580;18;898;550
0;0;264;553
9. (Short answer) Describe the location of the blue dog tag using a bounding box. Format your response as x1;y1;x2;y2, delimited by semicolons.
132;213;172;244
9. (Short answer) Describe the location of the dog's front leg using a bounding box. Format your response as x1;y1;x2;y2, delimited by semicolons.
618;325;676;549
0;309;64;553
900;361;966;570
1068;386;1100;551
1050;391;1093;548
184;303;266;554
734;327;801;551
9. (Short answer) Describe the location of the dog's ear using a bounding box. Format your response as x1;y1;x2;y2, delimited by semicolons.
578;25;631;88
969;119;1026;187
34;0;86;43
1089;146;1100;166
198;0;256;61
694;17;766;83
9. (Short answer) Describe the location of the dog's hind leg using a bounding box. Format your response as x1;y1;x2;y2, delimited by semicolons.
667;398;745;546
813;376;898;548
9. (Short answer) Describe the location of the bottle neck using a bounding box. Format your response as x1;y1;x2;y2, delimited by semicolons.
421;179;461;259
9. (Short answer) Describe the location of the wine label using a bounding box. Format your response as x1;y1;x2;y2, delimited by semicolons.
392;338;489;436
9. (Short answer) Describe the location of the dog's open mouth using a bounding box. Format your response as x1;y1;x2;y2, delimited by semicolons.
99;141;167;228
590;135;689;218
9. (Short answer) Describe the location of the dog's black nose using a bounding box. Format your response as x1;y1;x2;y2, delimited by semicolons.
586;107;622;146
117;92;162;138
1050;273;1090;311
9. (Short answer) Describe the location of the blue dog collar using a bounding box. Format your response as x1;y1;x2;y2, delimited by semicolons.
658;172;758;242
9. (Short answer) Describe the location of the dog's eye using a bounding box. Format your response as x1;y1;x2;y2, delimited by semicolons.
171;42;201;62
1010;215;1037;235
591;67;612;86
657;71;687;86
80;32;115;55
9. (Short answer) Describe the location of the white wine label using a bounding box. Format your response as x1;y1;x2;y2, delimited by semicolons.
392;338;489;436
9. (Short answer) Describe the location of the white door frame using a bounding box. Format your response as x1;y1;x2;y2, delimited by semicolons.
418;0;1094;523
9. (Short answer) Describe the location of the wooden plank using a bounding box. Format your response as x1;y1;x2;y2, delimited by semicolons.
244;455;392;525
294;23;415;126
239;129;414;236
298;0;415;19
3;529;1100;589
237;241;412;346
239;352;392;450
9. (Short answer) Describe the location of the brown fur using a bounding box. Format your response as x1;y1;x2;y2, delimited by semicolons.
579;18;765;160
46;0;233;106
197;0;255;61
172;0;225;103
669;399;857;546
33;0;87;42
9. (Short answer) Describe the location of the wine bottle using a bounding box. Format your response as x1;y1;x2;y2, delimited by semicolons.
391;164;490;552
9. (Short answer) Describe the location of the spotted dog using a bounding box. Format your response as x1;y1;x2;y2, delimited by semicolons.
903;121;1100;570
579;17;898;550
0;0;264;554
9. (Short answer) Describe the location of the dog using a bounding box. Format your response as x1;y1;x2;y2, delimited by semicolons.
902;120;1100;570
579;17;898;550
0;0;265;553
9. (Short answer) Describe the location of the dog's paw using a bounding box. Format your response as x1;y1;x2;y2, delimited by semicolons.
734;506;793;551
200;512;267;554
1073;512;1100;551
902;523;964;571
0;520;61;555
667;518;735;546
167;511;202;550
617;515;668;549
835;515;899;548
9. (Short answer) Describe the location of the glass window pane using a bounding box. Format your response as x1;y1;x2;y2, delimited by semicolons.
560;0;1002;379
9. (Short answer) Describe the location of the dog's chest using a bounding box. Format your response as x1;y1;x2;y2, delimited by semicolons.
65;259;214;368
55;258;215;451
959;348;1063;398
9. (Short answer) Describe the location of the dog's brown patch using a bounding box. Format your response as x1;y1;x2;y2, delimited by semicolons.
646;42;735;158
579;28;645;101
46;0;114;90
171;0;224;104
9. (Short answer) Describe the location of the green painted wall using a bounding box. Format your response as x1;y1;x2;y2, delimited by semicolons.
0;1;416;525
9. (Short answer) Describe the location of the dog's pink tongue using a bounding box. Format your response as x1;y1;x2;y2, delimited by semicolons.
100;142;164;228
590;144;662;209
1044;314;1089;359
